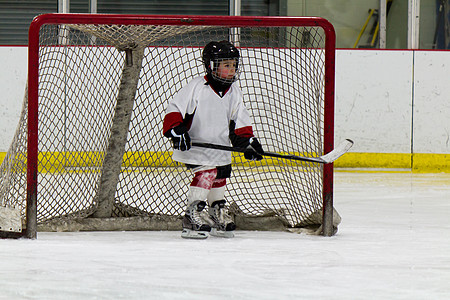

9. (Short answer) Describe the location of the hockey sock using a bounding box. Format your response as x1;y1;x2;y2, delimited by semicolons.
186;168;217;205
206;179;226;205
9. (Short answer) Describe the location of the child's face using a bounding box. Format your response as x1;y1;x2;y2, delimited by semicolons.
215;59;237;81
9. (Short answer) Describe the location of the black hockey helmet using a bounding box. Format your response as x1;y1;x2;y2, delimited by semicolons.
202;40;240;83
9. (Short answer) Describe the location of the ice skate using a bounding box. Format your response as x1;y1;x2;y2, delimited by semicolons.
208;200;236;238
181;200;211;239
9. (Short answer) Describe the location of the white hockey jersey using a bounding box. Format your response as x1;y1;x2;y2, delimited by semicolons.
163;76;254;166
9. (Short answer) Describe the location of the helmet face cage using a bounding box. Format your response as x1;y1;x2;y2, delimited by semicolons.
203;41;241;84
209;57;241;84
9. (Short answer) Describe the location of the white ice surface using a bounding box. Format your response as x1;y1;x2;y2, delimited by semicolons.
1;172;449;300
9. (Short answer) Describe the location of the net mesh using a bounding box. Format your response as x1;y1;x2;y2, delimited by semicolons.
0;20;330;230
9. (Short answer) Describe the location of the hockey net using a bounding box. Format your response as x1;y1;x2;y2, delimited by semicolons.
0;14;338;238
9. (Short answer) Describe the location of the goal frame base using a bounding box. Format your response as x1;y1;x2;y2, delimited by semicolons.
36;207;341;235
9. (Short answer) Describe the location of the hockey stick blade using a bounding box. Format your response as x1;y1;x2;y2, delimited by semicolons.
192;139;353;164
318;139;354;163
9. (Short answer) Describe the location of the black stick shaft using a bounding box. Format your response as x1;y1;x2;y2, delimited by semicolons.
191;142;326;164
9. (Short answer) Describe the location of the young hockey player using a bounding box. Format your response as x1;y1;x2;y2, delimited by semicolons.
163;40;264;239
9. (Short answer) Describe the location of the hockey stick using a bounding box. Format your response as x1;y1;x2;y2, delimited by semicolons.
192;139;353;164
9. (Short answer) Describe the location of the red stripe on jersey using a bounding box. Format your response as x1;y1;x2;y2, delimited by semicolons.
234;126;253;138
163;112;183;135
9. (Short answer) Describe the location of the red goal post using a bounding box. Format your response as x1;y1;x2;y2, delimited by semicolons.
21;14;335;238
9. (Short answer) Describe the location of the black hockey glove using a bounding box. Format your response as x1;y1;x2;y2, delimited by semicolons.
244;137;264;161
169;125;191;151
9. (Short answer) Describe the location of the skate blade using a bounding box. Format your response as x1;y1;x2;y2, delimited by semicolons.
181;229;209;239
210;228;235;238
